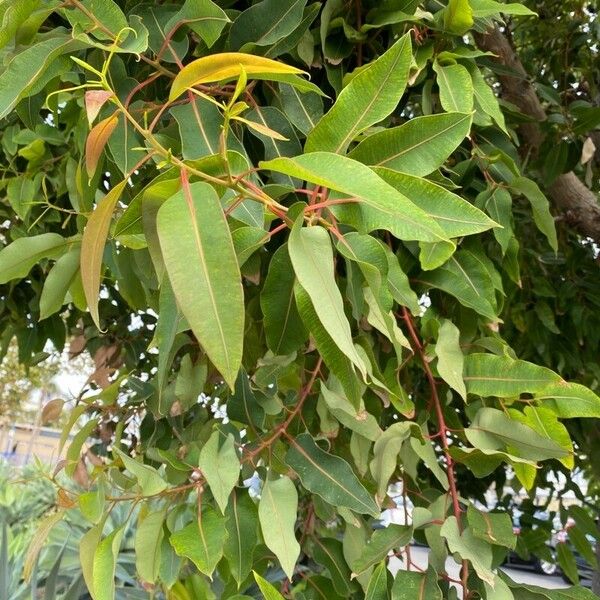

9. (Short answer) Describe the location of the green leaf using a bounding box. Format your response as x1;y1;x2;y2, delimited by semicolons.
79;487;105;525
113;448;167;496
286;433;379;516
92;527;125;600
484;187;513;254
440;517;495;585
169;52;307;101
312;537;356;595
230;0;307;50
306;33;412;154
171;97;222;159
370;423;412;499
434;60;474;113
557;542;579;585
435;319;466;400
419;252;498;320
466;505;516;549
0;0;38;50
39;248;81;320
510;177;558;252
337;232;393;311
365;562;391;600
258;475;300;579
320;382;382;442
391;568;442;600
135;510;165;584
353;525;412;576
279;84;323;136
470;0;537;18
375;169;497;238
449;446;535;477
0;233;70;284
262;154;449;243
81;180;127;329
157;180;244;389
295;284;363;408
289;221;367;377
463;353;560;397
170;508;227;578
465;407;570;461
443;0;474;35
198;430;240;514
23;511;64;582
165;0;229;48
538;382;600;418
261;243;307;355
228;369;265;428
253;571;285;600
0;35;77;120
466;62;508;133
224;491;258;587
349;113;471;176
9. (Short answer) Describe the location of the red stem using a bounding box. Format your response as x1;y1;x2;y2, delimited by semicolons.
400;306;470;597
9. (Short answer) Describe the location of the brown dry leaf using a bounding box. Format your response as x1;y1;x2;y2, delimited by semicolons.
42;398;64;424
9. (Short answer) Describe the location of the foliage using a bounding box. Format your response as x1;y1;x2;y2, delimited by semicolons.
0;0;600;598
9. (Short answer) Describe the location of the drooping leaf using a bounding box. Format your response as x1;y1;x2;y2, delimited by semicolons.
288;221;367;377
198;430;240;514
39;248;81;320
435;319;466;400
224;490;258;587
510;177;558;252
434;60;474;113
306;33;412;154
157;180;244;389
258;475;300;579
253;571;285;600
440;517;495;585
80;180;127;329
92;527;125;600
135;510;165;584
170;508;227;578
261;243;307;355
365;562;391;600
443;0;474;35
85;115;118;179
286;433;379;516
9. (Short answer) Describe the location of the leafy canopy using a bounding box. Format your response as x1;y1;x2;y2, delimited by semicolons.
1;0;600;598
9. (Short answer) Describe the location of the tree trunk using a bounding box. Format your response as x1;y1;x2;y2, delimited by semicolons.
474;27;600;243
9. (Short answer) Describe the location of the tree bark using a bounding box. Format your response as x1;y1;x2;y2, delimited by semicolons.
474;27;600;243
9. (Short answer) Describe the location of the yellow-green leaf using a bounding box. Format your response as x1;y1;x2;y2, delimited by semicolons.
169;53;305;101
